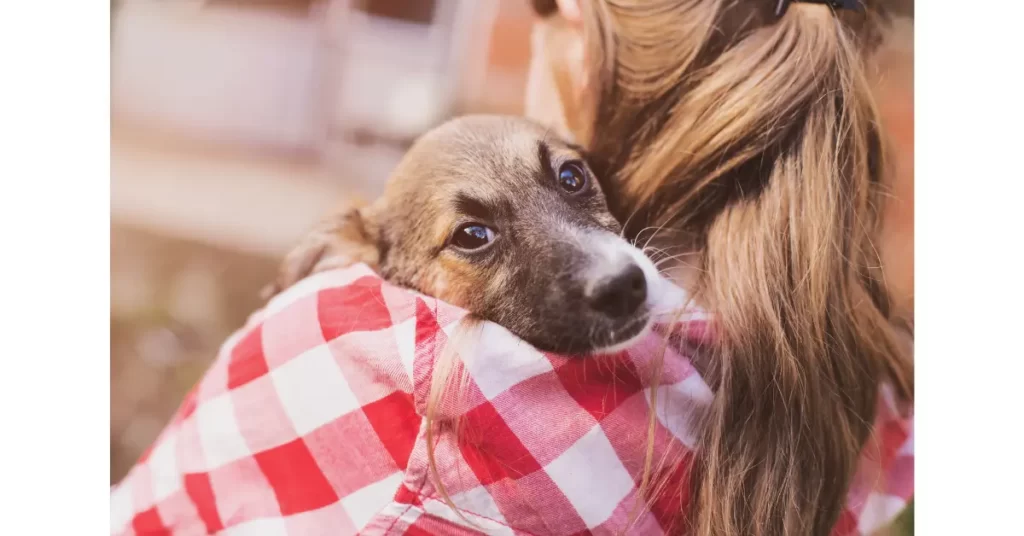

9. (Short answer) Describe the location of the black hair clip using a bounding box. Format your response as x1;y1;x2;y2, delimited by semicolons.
775;0;864;17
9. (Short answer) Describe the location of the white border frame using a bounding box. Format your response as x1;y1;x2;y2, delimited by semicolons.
3;2;1024;534
916;1;1024;534
2;1;111;534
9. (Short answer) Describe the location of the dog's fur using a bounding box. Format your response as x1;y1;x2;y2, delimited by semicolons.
266;115;680;354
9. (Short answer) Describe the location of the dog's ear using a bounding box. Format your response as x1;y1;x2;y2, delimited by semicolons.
261;204;381;301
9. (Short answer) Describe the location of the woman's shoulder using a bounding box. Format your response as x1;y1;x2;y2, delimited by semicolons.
111;264;464;535
112;265;911;534
177;264;475;458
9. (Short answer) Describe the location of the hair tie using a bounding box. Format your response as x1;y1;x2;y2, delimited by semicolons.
775;0;864;17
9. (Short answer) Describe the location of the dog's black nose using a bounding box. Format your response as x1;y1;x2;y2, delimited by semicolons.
588;263;647;317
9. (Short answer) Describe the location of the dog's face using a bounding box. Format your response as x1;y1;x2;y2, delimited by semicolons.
273;115;680;354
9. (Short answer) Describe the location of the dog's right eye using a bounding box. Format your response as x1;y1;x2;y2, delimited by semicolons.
450;223;495;251
557;161;588;194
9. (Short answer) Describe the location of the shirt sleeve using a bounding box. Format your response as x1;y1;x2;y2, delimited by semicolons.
110;266;432;535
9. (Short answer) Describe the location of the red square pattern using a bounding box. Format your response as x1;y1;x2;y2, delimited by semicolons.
317;276;395;342
643;454;692;534
403;523;438;536
362;391;421;470
874;419;911;467
131;507;169;536
885;455;914;500
557;353;646;420
227;324;268;390
393;483;423;506
404;514;490;535
253;438;340;516
183;472;223;534
413;298;443;399
458;401;543;485
832;509;859;536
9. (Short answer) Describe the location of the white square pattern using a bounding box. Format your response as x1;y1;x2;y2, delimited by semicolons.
340;471;405;531
148;432;181;501
466;322;554;400
857;493;908;535
110;481;134;533
195;393;252;469
898;429;914;456
426;487;515;536
270;344;359;436
391;317;417;383
650;374;713;449
450;485;506;526
543;425;635;528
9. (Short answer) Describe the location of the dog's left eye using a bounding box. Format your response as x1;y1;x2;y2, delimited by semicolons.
451;223;495;251
557;161;588;193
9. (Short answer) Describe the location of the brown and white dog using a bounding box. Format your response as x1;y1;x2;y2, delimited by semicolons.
265;115;682;354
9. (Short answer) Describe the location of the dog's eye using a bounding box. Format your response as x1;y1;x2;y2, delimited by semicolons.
557;161;587;193
451;223;495;250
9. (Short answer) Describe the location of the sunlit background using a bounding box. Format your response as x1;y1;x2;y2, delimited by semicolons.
110;0;534;484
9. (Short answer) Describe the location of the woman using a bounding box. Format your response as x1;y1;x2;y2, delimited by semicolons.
111;1;914;534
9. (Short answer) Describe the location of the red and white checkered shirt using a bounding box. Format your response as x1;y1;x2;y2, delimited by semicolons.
111;264;913;535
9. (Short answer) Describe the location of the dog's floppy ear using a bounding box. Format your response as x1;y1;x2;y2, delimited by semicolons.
261;204;381;301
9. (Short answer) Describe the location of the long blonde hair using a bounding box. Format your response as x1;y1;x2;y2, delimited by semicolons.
428;1;913;534
567;1;913;534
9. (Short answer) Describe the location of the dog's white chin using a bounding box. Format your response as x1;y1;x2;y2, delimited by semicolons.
587;316;655;355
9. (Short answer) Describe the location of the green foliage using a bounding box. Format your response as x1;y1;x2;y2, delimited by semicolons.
892;501;914;535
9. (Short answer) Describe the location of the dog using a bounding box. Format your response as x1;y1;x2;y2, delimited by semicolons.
265;115;682;354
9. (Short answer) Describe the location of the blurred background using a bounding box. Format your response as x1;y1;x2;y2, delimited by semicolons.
110;0;536;484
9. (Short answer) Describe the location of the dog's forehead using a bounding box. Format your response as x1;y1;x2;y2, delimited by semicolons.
447;118;549;173
463;130;545;186
403;118;554;188
381;115;597;226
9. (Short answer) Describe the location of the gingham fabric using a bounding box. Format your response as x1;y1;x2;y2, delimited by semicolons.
111;264;913;535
